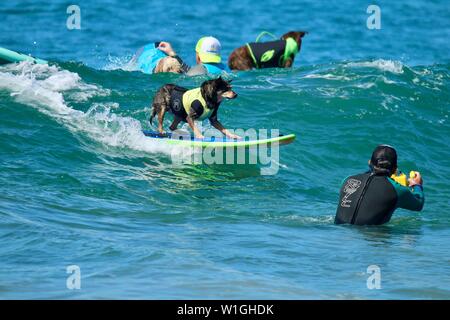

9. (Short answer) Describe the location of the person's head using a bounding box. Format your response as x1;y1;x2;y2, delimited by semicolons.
195;36;222;65
155;57;182;73
369;145;398;176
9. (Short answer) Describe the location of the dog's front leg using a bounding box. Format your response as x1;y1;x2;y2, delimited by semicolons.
211;120;241;140
186;116;204;139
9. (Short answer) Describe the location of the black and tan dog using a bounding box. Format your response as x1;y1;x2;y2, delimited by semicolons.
150;77;239;139
228;31;307;71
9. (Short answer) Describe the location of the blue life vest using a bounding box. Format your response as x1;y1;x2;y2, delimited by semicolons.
203;62;227;75
136;43;167;74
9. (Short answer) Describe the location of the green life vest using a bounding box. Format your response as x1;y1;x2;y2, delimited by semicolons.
182;88;213;120
246;37;299;69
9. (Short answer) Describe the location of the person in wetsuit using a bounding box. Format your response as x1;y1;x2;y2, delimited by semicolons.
156;37;228;76
335;145;425;226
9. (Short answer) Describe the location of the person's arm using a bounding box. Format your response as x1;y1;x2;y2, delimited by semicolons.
157;42;190;73
394;173;425;211
396;185;424;211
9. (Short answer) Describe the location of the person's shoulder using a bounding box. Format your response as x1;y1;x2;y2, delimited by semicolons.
340;172;372;186
186;64;208;76
348;171;371;179
219;63;230;72
211;62;229;72
340;173;360;185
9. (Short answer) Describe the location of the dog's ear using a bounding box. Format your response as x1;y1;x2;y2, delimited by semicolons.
281;31;307;43
201;79;218;105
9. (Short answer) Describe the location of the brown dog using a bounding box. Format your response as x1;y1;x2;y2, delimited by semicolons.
150;77;240;139
228;31;307;71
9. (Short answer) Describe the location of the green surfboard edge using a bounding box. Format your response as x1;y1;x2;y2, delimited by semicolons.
163;133;296;148
0;47;47;65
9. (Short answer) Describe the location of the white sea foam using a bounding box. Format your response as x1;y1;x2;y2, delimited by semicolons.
378;75;396;84
103;54;138;71
355;82;375;89
347;59;404;74
0;61;176;157
303;73;352;81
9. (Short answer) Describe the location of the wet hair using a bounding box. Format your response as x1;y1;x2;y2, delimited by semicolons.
155;57;182;73
370;145;398;176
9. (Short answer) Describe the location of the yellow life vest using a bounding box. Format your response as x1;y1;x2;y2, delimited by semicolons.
182;88;213;121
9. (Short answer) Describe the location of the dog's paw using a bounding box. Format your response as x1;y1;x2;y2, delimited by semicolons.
157;131;169;138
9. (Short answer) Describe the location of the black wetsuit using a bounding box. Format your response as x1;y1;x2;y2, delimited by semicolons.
335;172;425;225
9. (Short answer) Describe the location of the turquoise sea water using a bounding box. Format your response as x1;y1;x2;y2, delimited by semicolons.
0;0;449;299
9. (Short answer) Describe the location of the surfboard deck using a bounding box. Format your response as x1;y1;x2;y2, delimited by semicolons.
0;47;47;65
142;130;296;148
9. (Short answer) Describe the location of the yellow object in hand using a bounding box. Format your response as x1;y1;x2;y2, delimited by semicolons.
391;171;409;187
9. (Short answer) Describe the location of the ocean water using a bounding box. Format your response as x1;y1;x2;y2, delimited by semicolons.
0;0;449;299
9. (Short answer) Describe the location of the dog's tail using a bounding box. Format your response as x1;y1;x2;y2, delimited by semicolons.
149;107;157;126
